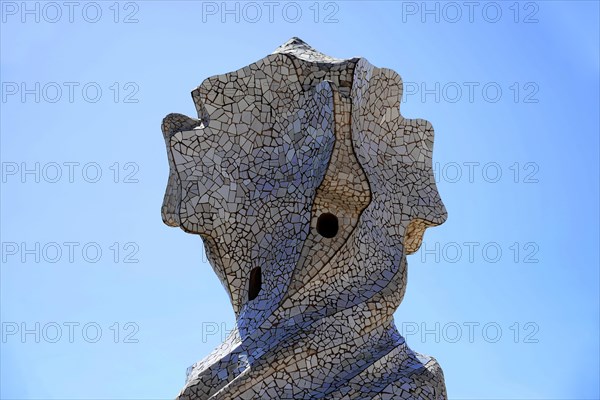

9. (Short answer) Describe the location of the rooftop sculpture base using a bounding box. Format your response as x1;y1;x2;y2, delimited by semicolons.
161;38;448;400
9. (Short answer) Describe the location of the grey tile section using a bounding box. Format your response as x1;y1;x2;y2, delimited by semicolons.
161;37;448;400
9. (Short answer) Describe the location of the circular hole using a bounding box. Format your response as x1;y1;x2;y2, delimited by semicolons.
316;212;339;238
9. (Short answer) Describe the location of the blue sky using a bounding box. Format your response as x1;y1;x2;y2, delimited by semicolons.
1;1;599;399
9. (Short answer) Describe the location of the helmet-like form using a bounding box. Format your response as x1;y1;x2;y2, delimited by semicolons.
162;38;447;400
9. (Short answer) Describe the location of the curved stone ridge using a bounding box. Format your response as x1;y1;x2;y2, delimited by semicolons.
161;37;448;400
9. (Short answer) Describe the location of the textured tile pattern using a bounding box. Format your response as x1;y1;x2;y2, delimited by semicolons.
161;37;448;400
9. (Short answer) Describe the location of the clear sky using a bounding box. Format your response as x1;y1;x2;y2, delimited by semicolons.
1;1;599;399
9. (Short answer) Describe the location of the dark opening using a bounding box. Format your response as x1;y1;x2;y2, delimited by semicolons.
248;267;262;301
316;212;339;238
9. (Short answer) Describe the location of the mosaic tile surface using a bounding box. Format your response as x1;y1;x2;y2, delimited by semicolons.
161;37;448;400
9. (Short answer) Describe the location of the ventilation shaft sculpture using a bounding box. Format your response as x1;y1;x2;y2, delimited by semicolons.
161;38;448;400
